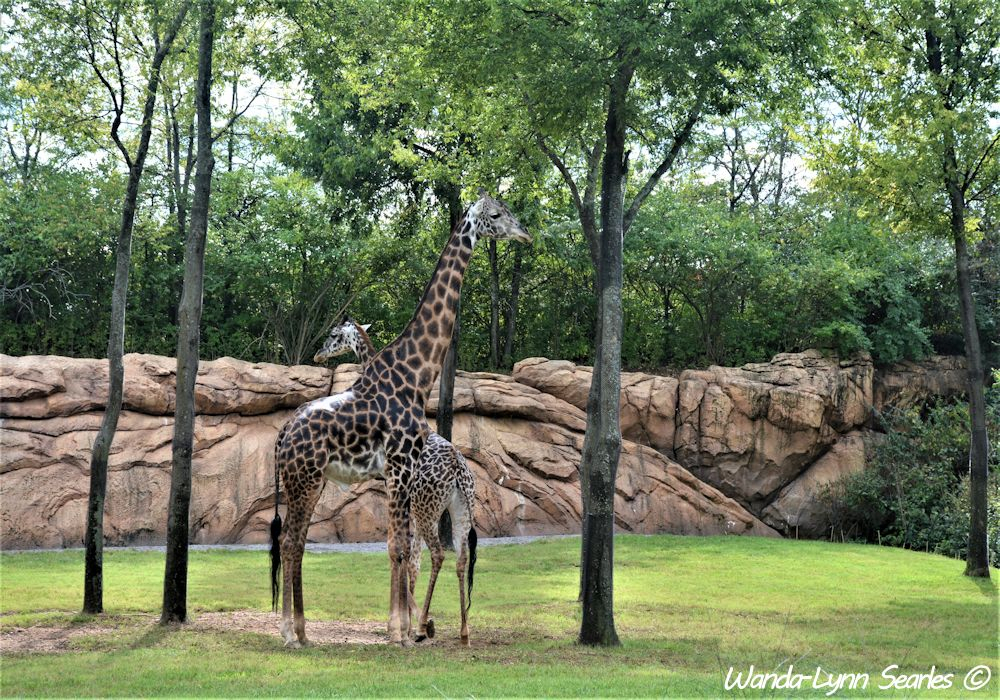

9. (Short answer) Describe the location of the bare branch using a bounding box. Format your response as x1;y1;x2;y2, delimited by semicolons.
211;80;266;143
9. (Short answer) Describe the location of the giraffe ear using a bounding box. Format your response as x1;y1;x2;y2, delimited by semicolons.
477;187;488;199
361;324;371;332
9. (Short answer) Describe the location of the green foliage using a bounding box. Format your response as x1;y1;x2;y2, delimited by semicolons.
823;380;1000;565
0;166;120;356
1;0;990;375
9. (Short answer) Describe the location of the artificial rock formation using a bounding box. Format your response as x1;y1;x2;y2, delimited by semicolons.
514;350;966;536
1;350;965;548
1;353;776;549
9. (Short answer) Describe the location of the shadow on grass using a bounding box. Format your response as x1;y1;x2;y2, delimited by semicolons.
129;623;171;650
967;575;997;597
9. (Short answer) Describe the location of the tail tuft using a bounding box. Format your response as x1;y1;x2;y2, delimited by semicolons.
466;527;477;612
269;514;282;613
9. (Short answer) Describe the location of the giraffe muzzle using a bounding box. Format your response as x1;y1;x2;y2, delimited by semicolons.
511;228;532;244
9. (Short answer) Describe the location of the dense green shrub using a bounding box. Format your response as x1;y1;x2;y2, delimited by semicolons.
822;378;1000;565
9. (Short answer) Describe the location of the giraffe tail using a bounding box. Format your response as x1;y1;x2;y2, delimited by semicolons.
270;432;283;613
466;526;477;613
270;514;282;613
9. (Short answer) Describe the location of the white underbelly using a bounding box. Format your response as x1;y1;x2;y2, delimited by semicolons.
323;448;386;484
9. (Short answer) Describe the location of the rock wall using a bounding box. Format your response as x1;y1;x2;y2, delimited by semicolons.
512;350;966;536
0;351;965;549
2;353;779;549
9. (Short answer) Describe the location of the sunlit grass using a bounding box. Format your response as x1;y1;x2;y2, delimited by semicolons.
1;535;996;697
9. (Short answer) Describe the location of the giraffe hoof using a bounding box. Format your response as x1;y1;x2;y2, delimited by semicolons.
283;639;302;650
414;634;427;643
460;635;470;648
398;637;414;648
425;619;435;638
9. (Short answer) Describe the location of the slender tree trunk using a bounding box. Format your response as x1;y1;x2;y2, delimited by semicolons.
660;285;672;365
436;184;463;548
227;75;237;172
579;59;633;647
162;0;216;623
488;239;500;369
502;244;523;368
946;158;990;579
83;0;191;615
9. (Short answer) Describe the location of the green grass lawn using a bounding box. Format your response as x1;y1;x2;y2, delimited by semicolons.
1;535;996;697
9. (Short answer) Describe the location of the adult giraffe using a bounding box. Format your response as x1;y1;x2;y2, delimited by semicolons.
271;191;530;647
314;318;477;645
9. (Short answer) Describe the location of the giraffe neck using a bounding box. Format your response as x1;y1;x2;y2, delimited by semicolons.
369;210;476;402
352;325;376;365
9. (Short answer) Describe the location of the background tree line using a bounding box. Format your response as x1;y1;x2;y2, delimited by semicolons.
3;2;995;374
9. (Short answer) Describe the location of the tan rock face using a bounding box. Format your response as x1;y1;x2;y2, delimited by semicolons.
672;352;872;510
1;353;775;549
873;355;966;411
761;430;875;537
1;350;963;548
513;359;678;454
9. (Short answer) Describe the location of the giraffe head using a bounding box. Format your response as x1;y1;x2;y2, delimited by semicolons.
314;319;372;363
467;190;532;244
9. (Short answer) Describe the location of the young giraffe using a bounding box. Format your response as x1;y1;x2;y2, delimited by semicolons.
270;191;530;647
314;319;477;644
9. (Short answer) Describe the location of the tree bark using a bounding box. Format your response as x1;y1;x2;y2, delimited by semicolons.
946;160;991;579
579;58;634;647
502;244;523;368
488;239;500;369
83;0;191;615
162;0;216;623
436;184;463;548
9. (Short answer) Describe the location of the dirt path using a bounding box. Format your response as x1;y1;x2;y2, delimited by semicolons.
0;611;395;654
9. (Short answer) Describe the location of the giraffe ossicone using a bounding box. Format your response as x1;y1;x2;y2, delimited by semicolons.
270;191;530;648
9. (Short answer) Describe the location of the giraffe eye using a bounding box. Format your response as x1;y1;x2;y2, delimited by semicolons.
490;212;501;219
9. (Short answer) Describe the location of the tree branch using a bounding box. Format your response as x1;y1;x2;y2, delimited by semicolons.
211;79;266;143
963;130;1000;194
623;101;701;233
536;135;584;216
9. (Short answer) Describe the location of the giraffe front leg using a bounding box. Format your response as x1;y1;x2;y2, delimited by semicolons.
387;524;413;647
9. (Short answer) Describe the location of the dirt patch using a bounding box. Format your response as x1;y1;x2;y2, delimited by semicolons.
0;624;120;654
190;610;389;646
0;611;395;654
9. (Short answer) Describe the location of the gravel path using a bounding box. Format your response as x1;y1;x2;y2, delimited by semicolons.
4;534;577;555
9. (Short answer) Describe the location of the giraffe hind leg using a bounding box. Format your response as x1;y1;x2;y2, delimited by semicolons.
415;522;443;642
279;516;301;648
450;489;474;647
281;485;321;648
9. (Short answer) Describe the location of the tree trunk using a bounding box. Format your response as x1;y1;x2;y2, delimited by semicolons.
82;0;191;615
579;59;633;647
660;285;672;365
436;185;463;548
162;0;216;623
946;159;990;579
488;239;500;369
502;244;523;368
